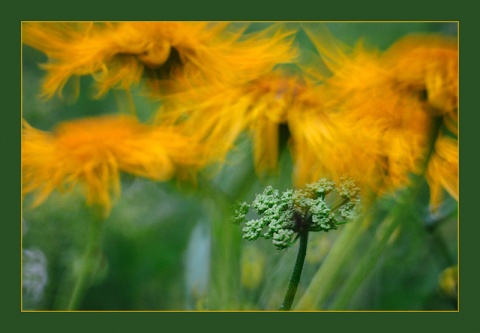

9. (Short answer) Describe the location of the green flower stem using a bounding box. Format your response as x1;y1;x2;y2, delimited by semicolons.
67;215;104;310
294;216;365;310
280;229;309;311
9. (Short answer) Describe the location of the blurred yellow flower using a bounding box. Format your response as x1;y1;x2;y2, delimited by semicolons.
438;265;458;299
158;71;336;178
22;22;297;100
300;26;458;206
22;22;221;98
22;115;203;216
385;33;458;208
142;25;458;211
293;29;418;193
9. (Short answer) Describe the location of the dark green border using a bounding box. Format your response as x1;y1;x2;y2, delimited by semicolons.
5;0;478;332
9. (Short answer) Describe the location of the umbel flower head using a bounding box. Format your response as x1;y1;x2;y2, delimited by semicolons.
22;115;204;216
22;21;297;100
233;178;360;250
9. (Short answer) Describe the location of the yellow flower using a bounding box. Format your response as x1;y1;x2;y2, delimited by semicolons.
155;25;458;212
299;26;458;205
438;265;458;299
384;34;458;208
159;67;383;192
294;29;419;193
21;22;218;98
22;115;203;216
22;22;297;100
335;85;431;192
158;71;310;175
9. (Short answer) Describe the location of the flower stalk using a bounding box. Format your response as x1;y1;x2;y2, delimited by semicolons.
294;216;366;310
279;228;309;311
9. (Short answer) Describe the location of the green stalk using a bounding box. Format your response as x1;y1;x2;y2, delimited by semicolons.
294;217;365;310
67;215;104;310
280;229;309;311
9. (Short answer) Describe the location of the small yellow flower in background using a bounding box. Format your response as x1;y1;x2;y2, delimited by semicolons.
22;22;297;101
438;265;458;299
22;115;204;216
